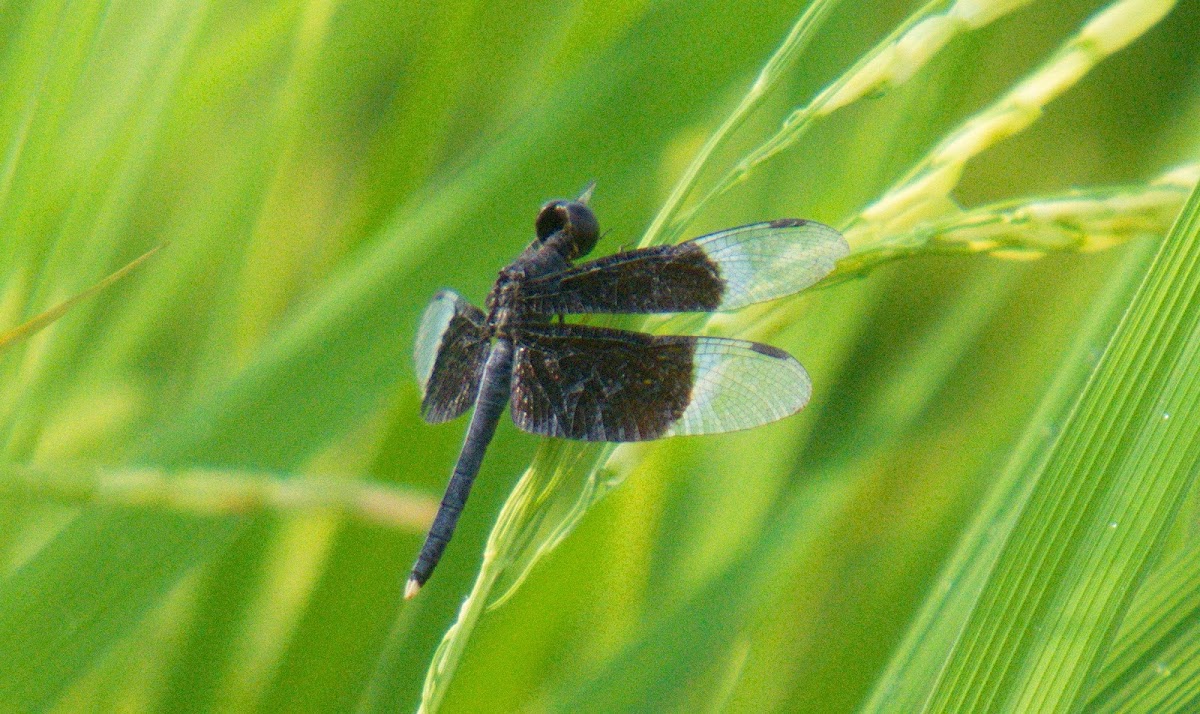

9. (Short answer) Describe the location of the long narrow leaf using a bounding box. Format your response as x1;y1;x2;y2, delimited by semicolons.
912;178;1200;711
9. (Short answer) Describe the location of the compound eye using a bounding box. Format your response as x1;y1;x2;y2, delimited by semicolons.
535;200;568;241
534;200;600;260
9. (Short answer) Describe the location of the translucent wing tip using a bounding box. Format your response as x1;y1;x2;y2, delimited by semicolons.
774;218;849;259
413;290;461;394
666;338;813;437
796;220;849;281
693;218;848;311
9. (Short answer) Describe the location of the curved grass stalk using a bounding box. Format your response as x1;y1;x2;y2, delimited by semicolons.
834;164;1199;281
639;0;843;248
850;0;1180;240
417;440;589;713
665;0;1037;242
731;166;1197;351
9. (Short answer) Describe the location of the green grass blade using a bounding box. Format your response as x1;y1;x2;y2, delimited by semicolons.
904;179;1200;711
1084;546;1200;712
859;235;1158;713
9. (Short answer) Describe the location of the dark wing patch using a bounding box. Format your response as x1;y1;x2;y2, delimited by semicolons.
413;290;491;423
510;324;696;442
517;242;724;316
515;219;848;316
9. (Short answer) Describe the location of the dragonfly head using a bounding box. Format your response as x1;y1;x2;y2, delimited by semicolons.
535;198;600;261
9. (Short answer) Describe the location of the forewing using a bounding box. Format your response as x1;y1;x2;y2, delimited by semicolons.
510;324;811;442
413;290;491;423
517;219;847;315
517;243;725;315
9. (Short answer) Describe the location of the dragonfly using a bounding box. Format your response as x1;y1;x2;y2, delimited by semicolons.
407;187;848;597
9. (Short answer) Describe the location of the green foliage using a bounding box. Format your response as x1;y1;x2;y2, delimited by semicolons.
0;0;1197;712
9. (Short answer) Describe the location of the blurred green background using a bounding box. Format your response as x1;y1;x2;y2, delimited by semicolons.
0;0;1197;711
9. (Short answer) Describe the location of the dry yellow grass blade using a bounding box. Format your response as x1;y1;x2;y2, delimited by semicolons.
0;244;164;353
